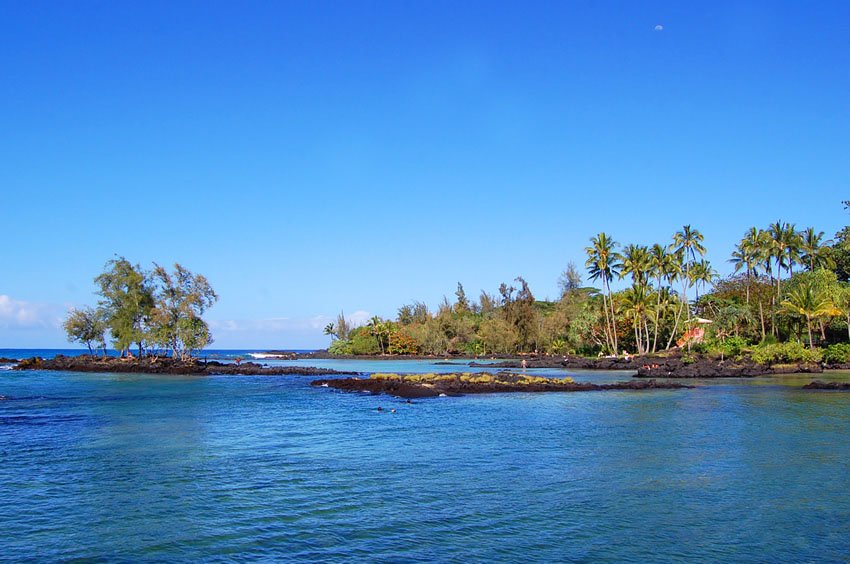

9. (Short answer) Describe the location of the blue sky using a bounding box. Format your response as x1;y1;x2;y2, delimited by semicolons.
1;1;848;349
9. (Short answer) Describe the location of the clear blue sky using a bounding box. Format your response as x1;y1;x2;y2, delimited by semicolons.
1;1;848;348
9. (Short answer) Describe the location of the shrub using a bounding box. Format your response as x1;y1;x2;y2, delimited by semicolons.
719;336;748;357
759;334;779;346
823;343;850;364
750;341;823;364
328;339;352;355
350;332;380;355
388;331;420;355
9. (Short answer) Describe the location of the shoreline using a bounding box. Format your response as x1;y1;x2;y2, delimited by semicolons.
6;351;845;379
13;355;359;377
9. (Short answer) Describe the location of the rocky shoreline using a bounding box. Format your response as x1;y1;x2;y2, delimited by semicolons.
13;355;357;377
311;373;694;398
263;349;847;377
473;352;824;378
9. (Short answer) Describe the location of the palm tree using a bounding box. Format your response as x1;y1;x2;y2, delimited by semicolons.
367;316;387;354
621;245;652;354
729;227;761;304
585;233;622;354
323;322;337;341
691;259;717;302
671;225;706;350
621;244;652;290
664;259;685;350
621;285;654;355
781;281;840;349
768;220;801;291
800;227;835;271
649;244;675;352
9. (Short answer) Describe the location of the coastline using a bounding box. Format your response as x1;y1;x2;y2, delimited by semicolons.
13;355;358;377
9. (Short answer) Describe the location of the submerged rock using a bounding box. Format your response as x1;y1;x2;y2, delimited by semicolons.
311;372;694;398
802;380;850;390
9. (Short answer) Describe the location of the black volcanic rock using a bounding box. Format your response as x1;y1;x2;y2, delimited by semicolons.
311;373;693;398
802;380;850;390
13;355;357;377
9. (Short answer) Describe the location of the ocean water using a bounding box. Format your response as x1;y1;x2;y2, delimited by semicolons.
1;351;849;561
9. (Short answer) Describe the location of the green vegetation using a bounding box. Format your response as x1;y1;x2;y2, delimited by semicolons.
749;342;823;365
370;372;575;385
63;257;218;359
329;201;850;362
823;343;850;365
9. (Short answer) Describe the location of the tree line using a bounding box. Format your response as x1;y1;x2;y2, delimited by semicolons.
326;204;850;357
63;257;218;360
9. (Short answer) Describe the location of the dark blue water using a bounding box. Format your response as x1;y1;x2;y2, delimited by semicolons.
1;353;849;561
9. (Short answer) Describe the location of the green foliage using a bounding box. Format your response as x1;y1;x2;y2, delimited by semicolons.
759;334;779;346
750;341;823;364
148;263;218;360
332;203;849;358
70;257;217;359
720;336;748;357
62;307;107;355
328;339;353;355
95;257;154;355
349;329;381;355
369;372;575;385
823;343;850;364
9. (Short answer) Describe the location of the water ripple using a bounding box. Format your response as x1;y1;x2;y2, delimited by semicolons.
1;368;849;560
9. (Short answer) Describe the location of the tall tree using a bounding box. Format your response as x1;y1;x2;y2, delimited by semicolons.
557;261;583;297
649;244;675;352
671;225;706;350
800;227;834;271
95;257;154;357
454;283;470;314
149;263;218;360
780;280;839;349
585;233;621;354
63;307;107;356
729;227;761;304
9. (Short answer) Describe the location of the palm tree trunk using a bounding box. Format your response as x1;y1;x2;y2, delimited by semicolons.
608;279;618;353
806;315;814;349
666;300;684;350
600;281;613;353
682;277;691;352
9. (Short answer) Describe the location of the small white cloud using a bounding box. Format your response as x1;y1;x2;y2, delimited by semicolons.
0;295;61;328
347;310;371;327
654;24;664;31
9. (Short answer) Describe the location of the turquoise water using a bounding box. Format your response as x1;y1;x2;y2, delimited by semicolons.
2;355;850;561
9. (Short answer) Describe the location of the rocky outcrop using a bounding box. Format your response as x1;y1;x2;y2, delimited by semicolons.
13;355;357;376
634;358;822;378
311;373;693;398
802;380;850;390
